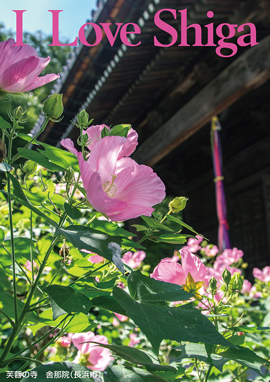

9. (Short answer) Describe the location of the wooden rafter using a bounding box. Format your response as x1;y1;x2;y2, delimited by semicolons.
133;35;270;167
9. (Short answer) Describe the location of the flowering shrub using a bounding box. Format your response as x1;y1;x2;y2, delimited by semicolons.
0;39;269;382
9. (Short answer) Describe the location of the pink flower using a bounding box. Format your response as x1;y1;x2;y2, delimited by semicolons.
128;333;140;347
88;254;104;264
203;245;219;257
0;39;59;93
72;331;112;371
253;266;270;282
163;252;179;262
61;135;165;221
122;251;146;269
151;249;207;299
218;248;243;265
250;286;262;298
182;235;203;253
114;313;128;322
57;336;71;348
24;260;38;272
84;125;138;156
241;280;252;294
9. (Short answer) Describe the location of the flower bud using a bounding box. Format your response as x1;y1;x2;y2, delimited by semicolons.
169;197;188;213
230;272;244;291
209;277;217;292
77;110;90;128
222;268;231;285
65;168;74;183
43;93;63;120
23;160;37;174
13;106;24;121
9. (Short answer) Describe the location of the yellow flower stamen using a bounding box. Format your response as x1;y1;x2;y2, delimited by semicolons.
183;272;204;300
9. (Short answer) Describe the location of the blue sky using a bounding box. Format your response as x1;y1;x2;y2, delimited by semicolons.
1;0;97;41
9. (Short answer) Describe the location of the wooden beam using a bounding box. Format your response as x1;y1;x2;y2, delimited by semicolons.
133;36;270;167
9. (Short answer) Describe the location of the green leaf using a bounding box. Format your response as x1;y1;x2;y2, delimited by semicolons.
0;116;11;131
218;346;269;375
232;325;270;333
109;242;125;275
0;228;4;243
89;219;135;238
17;148;65;172
64;313;91;333
64;203;82;219
91;296;127;316
128;271;193;303
157;233;188;244
176;343;228;372
141;216;174;232
96;277;118;290
3;190;59;228
110;124;131;138
0;292;37;323
113;288;233;355
18;133;80;172
101;126;110;138
4;173;59;227
57;225;121;262
0;238;38;262
0;163;12;172
92;343;177;374
165;214;204;237
20;362;95;382
104;365;170;382
45;285;92;320
132;224;148;232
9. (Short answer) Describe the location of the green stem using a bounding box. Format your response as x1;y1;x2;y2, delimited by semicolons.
20;313;74;372
0;234;60;365
230;368;248;382
30;210;34;283
7;122;18;324
3;314;71;367
10;117;50;164
0;310;15;327
204;365;213;382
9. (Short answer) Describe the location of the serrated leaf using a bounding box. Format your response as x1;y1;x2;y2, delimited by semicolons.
128;271;193;303
0;292;37;323
113;288;234;355
45;285;92;320
0;163;12;172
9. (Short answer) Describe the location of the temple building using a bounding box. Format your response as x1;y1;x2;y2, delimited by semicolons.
33;0;270;276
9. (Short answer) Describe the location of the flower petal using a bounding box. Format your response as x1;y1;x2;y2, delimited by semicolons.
151;260;186;285
180;249;207;282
